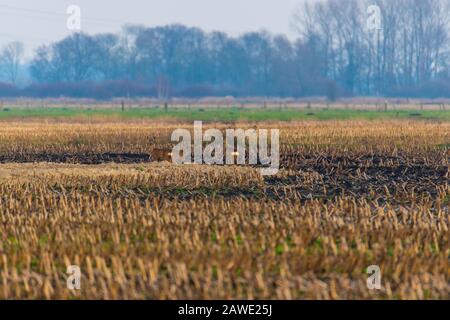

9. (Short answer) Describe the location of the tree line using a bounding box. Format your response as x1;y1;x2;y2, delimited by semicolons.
1;0;450;99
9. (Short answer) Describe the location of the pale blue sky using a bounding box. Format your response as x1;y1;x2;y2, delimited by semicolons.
0;0;303;57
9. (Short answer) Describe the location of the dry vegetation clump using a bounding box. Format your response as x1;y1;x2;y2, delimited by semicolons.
0;119;448;299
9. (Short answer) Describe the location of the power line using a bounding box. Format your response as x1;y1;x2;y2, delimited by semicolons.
0;3;144;50
0;3;129;26
0;32;54;43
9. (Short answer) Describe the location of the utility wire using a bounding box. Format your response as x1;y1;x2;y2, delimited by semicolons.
0;3;128;46
0;32;54;43
0;3;130;26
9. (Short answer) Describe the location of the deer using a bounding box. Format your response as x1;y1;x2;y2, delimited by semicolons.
150;147;173;162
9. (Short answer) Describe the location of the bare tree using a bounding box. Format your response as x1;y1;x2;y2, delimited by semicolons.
18;1;450;99
292;0;450;96
0;41;24;85
156;75;170;111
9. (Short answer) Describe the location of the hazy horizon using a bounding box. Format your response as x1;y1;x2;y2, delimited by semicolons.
0;0;301;58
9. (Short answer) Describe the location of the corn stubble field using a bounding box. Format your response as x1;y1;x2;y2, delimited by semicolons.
0;119;448;299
